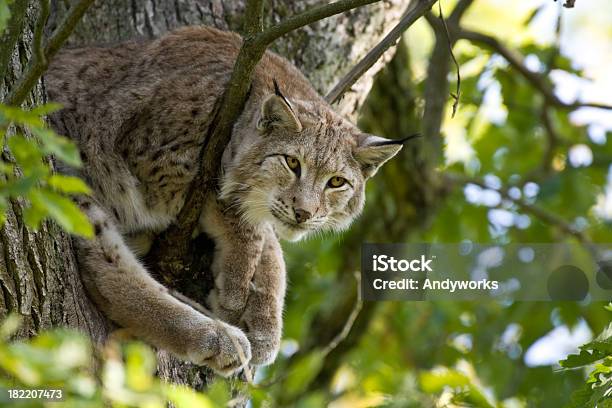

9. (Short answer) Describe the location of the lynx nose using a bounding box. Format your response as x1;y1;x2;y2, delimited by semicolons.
294;208;312;224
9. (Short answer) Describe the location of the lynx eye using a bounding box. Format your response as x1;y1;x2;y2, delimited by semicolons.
285;156;301;176
327;176;346;188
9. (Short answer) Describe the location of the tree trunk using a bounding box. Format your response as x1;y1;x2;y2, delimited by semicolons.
2;0;409;393
0;1;108;343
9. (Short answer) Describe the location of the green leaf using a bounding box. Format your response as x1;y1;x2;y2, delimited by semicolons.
0;0;11;34
0;196;6;225
0;314;21;340
32;127;82;167
420;367;495;408
0;161;14;174
124;342;156;392
47;174;90;194
420;368;470;393
7;135;44;169
284;350;325;398
30;189;93;237
560;349;607;369
29;103;63;116
164;384;217;408
0;175;39;197
565;383;594;408
561;323;612;369
23;204;45;230
0;104;46;128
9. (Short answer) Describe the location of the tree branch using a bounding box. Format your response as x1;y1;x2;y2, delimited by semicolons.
4;0;95;106
325;0;438;104
242;0;264;36
33;0;50;67
0;0;28;85
443;172;591;243
457;29;612;112
435;2;461;117
256;0;381;47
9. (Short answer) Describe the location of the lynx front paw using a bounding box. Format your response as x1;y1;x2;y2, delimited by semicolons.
245;328;281;366
188;320;252;377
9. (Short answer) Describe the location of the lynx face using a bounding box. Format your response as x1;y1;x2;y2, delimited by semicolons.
221;87;403;241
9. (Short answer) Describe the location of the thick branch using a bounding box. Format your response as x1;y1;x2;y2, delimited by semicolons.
242;0;264;36
4;0;95;106
325;0;438;104
458;29;612;112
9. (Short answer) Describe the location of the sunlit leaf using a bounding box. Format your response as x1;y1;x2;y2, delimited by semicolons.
164;384;217;408
283;350;325;398
30;189;93;237
0;0;12;34
48;174;91;194
33;127;82;167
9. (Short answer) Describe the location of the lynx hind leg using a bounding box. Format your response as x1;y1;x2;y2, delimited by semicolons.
75;199;252;376
240;235;286;366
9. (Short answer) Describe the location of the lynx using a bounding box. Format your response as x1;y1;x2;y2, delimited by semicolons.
46;26;404;376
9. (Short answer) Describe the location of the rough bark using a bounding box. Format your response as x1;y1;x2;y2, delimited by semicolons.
2;0;409;394
0;2;108;343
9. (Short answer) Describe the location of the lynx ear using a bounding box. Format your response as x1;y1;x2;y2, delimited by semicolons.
354;134;419;177
257;80;302;133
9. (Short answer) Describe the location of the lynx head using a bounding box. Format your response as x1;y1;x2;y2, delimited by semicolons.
221;82;410;241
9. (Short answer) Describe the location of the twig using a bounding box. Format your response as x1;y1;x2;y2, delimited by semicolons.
321;271;363;356
457;29;612;112
325;0;439;104
555;0;576;8
33;0;50;66
0;0;29;84
419;0;473;169
443;172;591;243
4;0;95;106
436;0;461;117
256;271;363;388
539;107;560;174
256;0;381;46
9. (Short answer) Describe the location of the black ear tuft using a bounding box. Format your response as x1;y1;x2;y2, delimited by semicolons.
273;79;282;96
257;81;302;133
273;79;292;109
354;134;406;178
370;133;421;146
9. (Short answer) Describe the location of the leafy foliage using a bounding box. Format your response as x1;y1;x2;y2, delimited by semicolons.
0;315;228;407
0;104;92;237
560;309;612;408
0;2;92;238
